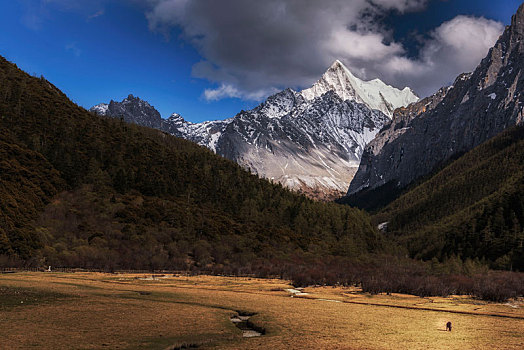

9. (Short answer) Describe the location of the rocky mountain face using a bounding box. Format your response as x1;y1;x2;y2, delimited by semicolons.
92;60;417;200
214;90;388;200
346;4;524;205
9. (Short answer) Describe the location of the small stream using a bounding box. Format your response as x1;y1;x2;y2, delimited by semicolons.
230;311;265;337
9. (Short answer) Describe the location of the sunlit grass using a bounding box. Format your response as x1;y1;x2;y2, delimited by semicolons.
0;272;522;349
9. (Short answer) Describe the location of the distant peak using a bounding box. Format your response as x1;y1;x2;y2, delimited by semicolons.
331;59;344;67
123;94;145;102
168;112;187;123
327;59;352;74
120;94;154;108
301;59;418;117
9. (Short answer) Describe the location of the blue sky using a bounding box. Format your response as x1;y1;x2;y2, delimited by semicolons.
0;1;521;123
0;1;255;122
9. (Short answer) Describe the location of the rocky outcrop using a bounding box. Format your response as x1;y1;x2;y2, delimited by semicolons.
91;95;164;130
346;4;524;202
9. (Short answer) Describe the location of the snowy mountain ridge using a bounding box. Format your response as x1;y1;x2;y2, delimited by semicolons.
91;61;417;200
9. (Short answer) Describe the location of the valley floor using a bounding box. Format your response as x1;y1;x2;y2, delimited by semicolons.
0;272;523;349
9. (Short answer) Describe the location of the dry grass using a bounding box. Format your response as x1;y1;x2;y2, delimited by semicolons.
0;272;522;349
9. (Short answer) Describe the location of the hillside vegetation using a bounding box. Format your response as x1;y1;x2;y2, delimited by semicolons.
376;125;524;271
0;130;62;258
0;56;378;269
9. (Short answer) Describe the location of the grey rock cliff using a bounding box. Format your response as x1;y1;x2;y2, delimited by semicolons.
347;4;524;197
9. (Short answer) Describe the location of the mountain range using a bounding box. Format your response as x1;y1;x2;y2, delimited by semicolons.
91;60;418;200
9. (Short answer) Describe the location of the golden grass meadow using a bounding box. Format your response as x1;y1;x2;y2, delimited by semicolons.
1;272;523;349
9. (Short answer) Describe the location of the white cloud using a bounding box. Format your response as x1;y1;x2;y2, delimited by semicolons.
145;0;503;100
381;16;504;96
428;15;503;64
203;84;241;101
203;84;278;102
325;30;404;61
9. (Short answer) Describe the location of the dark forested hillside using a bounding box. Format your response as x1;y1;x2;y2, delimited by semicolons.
0;129;63;259
0;56;378;269
375;125;524;270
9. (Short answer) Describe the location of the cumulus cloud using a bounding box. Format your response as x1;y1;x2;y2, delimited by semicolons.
145;0;503;100
204;84;278;101
203;84;241;101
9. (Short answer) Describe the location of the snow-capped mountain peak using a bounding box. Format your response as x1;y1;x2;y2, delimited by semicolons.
122;94;149;105
300;60;418;117
89;94;164;130
90;60;419;200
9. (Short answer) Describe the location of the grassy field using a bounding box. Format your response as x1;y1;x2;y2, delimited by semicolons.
0;272;522;349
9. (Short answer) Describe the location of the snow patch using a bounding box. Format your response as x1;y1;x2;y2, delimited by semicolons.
285;288;309;296
90;103;109;115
